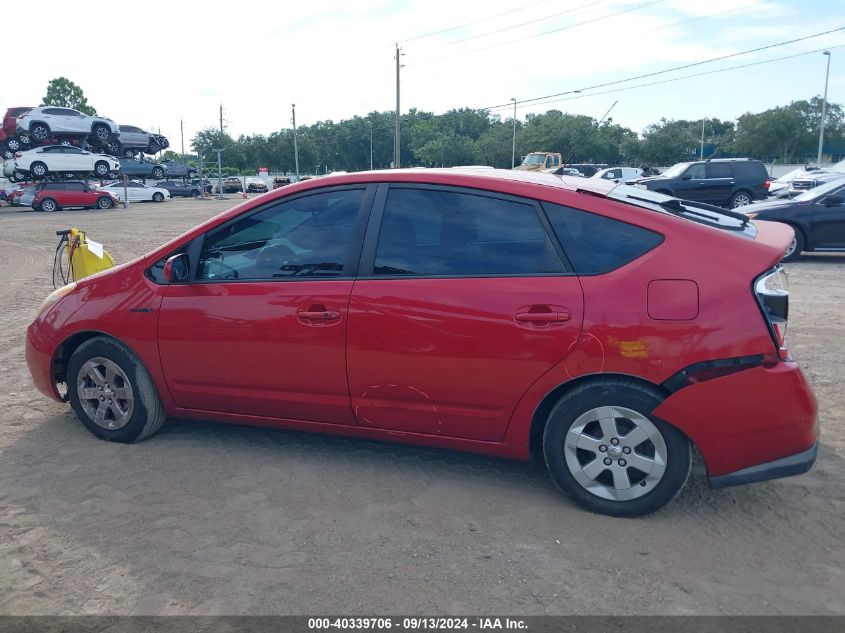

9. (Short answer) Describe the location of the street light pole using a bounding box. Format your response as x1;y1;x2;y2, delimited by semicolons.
394;45;403;168
511;98;517;169
817;51;832;166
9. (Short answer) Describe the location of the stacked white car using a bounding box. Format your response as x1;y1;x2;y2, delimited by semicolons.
11;146;119;179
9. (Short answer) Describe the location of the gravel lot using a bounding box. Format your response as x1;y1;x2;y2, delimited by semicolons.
0;195;842;615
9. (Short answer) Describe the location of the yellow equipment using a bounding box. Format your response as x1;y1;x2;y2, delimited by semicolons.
53;228;115;288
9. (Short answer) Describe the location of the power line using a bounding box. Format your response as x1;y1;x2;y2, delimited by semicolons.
639;0;773;34
410;0;665;66
444;0;609;47
483;26;845;111
492;42;845;113
398;0;556;44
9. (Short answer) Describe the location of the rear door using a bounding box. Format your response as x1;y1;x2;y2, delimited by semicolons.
346;184;584;442
705;162;734;204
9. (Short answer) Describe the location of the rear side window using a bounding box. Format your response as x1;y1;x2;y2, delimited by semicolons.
374;188;564;276
732;161;767;181
543;203;663;275
708;163;731;178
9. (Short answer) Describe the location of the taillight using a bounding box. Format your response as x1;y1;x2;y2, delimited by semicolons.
754;266;789;360
14;152;22;158
764;179;772;190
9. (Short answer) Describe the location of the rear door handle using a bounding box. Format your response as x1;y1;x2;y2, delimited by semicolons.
298;310;340;320
515;311;570;323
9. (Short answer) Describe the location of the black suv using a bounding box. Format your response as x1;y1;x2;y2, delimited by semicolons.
635;158;770;208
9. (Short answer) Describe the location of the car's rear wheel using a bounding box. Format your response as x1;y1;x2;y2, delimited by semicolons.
730;190;753;208
105;141;121;156
783;227;805;262
190;189;200;198
94;161;110;177
2;149;12;160
31;123;50;141
6;136;21;152
147;142;161;154
97;196;113;209
123;148;137;158
30;161;48;179
152;192;164;202
67;336;166;442
92;124;111;142
187;170;197;179
152;167;164;179
543;379;691;517
39;198;58;212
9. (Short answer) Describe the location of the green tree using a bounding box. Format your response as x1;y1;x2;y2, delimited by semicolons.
42;77;97;115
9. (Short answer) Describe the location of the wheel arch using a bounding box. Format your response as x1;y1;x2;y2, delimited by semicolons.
52;331;147;393
528;372;680;460
779;220;810;250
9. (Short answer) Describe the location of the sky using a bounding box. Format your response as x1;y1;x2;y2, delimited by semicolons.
3;0;844;151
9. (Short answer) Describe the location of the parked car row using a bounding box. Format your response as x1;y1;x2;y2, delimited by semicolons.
2;178;172;211
1;105;170;161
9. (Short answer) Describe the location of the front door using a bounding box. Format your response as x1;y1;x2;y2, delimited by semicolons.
674;163;709;202
811;187;845;247
347;185;584;442
157;185;372;423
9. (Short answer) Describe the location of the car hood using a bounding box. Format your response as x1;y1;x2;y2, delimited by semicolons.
745;198;807;214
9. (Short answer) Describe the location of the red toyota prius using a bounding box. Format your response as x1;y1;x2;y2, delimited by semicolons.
26;169;818;516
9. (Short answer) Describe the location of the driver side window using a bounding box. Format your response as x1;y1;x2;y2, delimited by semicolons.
684;164;706;179
196;188;365;281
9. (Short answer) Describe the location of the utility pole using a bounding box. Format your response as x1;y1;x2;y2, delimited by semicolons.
368;119;374;170
292;103;300;181
817;51;832;166
511;98;517;168
394;45;403;168
180;119;185;163
219;104;224;136
700;119;705;160
213;148;224;199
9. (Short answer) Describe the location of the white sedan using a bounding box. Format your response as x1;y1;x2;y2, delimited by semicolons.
13;145;119;179
98;181;171;203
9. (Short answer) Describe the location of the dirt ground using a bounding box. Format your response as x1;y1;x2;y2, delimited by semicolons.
0;195;842;615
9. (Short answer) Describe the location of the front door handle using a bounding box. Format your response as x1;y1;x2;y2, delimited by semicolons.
515;311;570;324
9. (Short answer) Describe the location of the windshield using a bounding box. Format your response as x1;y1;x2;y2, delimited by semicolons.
794;177;845;202
661;162;691;178
522;153;546;166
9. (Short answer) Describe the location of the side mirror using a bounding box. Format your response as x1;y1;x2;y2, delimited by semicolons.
820;194;843;206
163;253;189;283
681;175;692;181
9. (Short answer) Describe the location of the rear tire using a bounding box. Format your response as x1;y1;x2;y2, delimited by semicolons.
542;379;691;517
6;136;21;152
783;227;805;262
730;190;753;208
67;336;167;443
188;170;197;179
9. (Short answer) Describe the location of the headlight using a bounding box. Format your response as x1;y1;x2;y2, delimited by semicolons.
746;211;758;219
35;283;77;319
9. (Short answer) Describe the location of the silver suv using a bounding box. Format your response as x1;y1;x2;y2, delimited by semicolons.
107;125;169;157
16;107;119;145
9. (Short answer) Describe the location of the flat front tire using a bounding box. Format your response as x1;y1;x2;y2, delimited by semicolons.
543;379;691;517
67;336;166;443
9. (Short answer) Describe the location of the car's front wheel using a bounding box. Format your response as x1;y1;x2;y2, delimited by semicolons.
5;136;21;152
92;124;111;142
67;336;166;442
30;161;48;179
152;167;164;179
97;196;114;209
94;161;110;177
543;379;691;517
31;123;50;141
152;192;164;202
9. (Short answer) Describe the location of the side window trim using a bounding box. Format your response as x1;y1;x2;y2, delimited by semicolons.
357;182;574;279
188;183;376;284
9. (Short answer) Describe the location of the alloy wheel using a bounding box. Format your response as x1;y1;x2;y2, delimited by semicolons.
76;357;134;430
564;406;667;501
